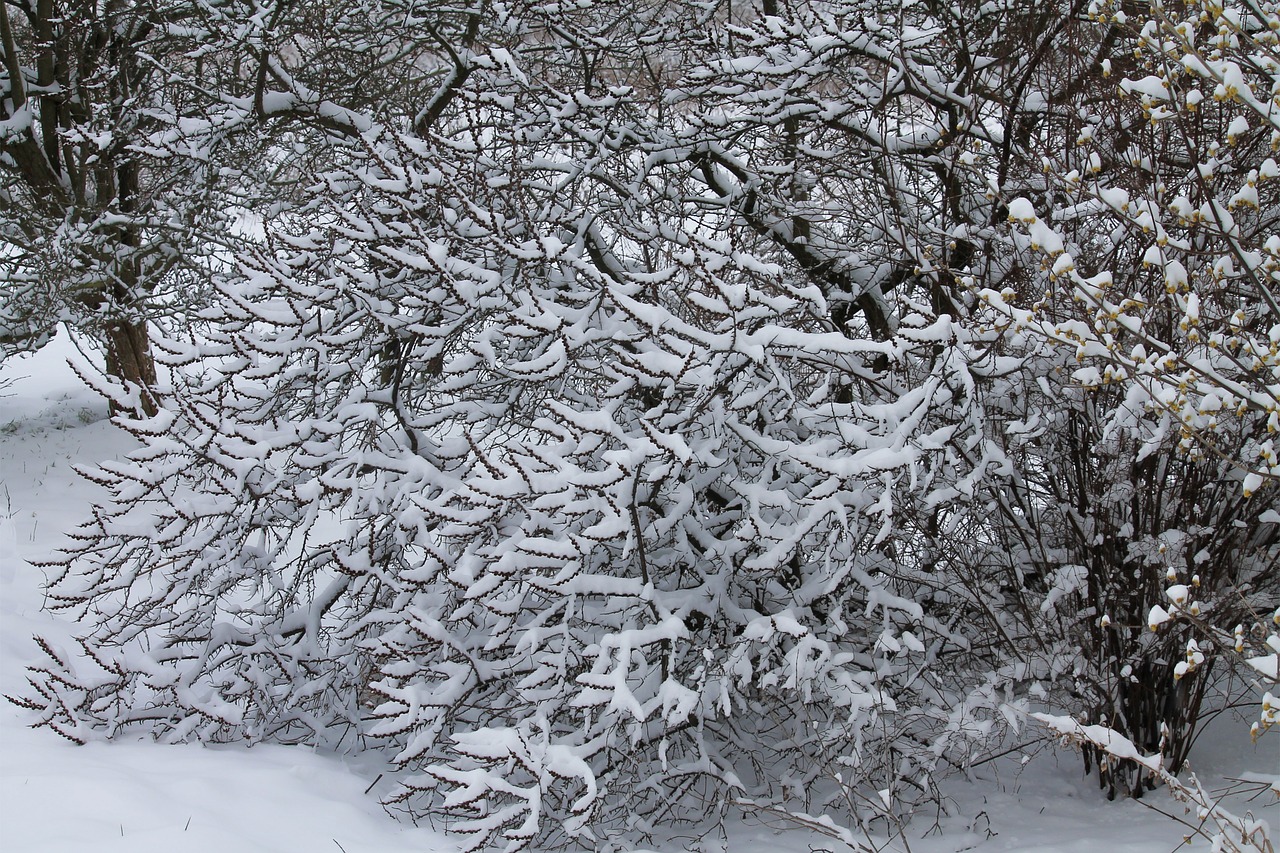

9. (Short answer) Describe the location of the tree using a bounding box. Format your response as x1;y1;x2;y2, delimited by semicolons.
0;0;409;414
0;1;210;413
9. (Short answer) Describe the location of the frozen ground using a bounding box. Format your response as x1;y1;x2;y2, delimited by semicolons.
1;333;1275;852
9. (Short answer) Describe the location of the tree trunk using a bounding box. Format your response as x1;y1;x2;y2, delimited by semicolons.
104;317;158;417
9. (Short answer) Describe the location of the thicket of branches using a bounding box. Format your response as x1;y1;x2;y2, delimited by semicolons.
5;0;1278;849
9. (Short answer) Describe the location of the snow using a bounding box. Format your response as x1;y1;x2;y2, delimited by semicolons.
0;334;1276;852
2;740;439;853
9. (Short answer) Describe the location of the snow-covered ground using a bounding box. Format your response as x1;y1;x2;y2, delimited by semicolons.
1;333;1275;852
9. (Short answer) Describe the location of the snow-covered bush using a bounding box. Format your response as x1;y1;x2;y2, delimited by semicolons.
14;2;1036;847
16;0;1280;846
975;0;1280;796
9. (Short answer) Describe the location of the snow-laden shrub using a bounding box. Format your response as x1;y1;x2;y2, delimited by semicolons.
972;0;1280;795
13;4;1032;845
20;0;1280;845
